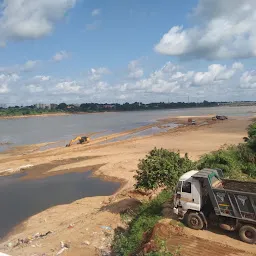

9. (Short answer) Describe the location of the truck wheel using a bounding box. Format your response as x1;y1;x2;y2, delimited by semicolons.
239;225;256;244
187;212;204;230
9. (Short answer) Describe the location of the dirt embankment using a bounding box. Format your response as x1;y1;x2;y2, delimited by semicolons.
0;116;253;256
142;219;256;256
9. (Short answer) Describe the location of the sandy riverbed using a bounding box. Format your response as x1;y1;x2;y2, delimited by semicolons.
0;115;255;256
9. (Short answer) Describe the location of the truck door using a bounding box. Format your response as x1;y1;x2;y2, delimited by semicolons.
181;180;201;211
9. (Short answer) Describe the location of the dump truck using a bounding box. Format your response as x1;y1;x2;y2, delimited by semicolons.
173;169;256;243
212;115;228;120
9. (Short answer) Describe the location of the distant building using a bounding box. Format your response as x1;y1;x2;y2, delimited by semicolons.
50;104;58;110
35;103;50;109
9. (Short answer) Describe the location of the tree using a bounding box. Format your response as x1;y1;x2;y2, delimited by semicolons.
134;148;195;190
57;103;67;110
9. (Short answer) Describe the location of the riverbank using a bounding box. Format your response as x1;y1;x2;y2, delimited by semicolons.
0;115;254;255
0;112;71;120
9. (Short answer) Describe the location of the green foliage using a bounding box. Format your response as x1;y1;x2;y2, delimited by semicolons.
134;148;195;190
197;146;241;177
0;106;62;117
197;143;256;179
247;122;256;139
246;122;256;151
112;190;170;256
57;103;67;110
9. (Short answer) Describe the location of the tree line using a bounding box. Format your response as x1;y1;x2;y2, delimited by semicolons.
0;101;219;116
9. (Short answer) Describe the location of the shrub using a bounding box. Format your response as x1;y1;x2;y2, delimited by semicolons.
197;144;256;179
134;148;195;190
247;122;256;139
197;146;242;177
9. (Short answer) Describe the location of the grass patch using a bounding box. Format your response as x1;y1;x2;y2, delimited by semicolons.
112;190;171;256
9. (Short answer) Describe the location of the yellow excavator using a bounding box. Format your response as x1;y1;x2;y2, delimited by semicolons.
66;136;90;147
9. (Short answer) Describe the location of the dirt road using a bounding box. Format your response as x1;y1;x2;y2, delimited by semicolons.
0;116;255;255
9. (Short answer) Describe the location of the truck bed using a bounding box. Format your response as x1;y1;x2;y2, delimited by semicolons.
211;180;256;221
222;179;256;194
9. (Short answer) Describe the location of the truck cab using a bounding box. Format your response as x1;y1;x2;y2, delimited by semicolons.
174;170;202;218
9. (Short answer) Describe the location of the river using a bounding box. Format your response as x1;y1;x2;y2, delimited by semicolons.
0;106;255;152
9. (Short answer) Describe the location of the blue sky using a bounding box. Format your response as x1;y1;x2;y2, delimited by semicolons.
0;0;256;105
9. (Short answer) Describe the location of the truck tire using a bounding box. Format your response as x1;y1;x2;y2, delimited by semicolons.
239;225;256;244
187;212;204;230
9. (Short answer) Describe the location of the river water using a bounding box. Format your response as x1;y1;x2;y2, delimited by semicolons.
0;106;255;152
0;171;120;239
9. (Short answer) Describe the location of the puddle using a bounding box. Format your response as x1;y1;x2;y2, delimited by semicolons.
100;123;179;144
0;171;120;239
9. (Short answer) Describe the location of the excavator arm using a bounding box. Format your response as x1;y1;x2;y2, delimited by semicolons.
66;136;90;147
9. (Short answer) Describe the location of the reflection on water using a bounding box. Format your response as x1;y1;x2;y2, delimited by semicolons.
0;171;120;239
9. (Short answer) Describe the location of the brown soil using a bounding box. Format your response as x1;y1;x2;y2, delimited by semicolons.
143;220;256;255
223;179;256;193
0;115;254;256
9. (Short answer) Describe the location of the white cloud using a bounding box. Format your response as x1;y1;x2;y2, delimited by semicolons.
232;62;244;70
192;63;242;87
0;60;39;73
0;0;77;42
26;84;43;93
0;61;253;104
240;71;256;88
34;75;50;81
130;62;191;93
0;73;20;93
55;81;81;93
52;51;69;62
0;84;9;93
155;0;256;60
88;67;110;82
128;60;144;79
114;61;243;99
85;20;101;31
0;73;20;82
91;9;101;17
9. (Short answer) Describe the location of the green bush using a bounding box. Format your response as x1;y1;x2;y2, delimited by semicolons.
197;144;256;179
134;148;195;190
247;122;256;139
197;146;241;177
113;190;170;256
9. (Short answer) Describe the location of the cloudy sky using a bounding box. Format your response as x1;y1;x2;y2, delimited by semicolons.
0;0;256;105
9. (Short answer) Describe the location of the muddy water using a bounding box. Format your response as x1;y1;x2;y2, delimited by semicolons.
0;106;255;152
0;171;120;239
